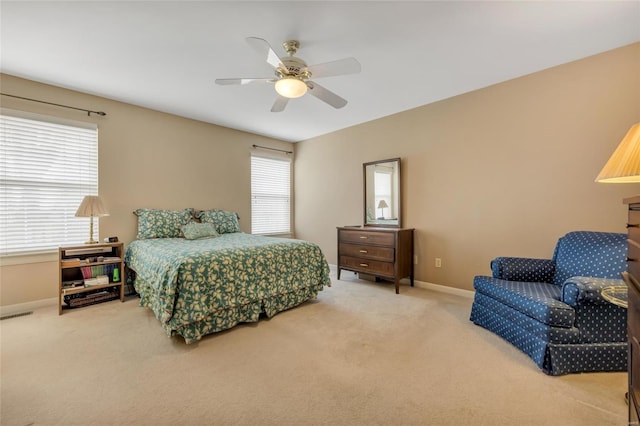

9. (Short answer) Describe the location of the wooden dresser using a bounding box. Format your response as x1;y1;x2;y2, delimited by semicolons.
337;226;414;294
624;196;640;424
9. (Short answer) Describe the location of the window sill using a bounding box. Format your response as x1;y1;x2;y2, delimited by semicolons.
253;232;294;239
0;251;58;266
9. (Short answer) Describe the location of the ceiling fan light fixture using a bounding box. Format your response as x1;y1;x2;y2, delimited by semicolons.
275;77;307;98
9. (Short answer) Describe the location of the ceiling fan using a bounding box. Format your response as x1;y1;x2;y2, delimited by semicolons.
215;37;361;112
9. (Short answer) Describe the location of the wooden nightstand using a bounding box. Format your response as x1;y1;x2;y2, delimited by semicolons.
58;242;125;315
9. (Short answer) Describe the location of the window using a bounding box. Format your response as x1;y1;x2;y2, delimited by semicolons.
374;170;392;219
251;154;291;235
0;110;98;256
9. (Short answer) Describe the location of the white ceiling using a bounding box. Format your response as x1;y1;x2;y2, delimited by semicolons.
1;1;639;142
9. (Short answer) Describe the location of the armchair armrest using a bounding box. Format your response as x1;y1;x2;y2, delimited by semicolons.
561;277;626;307
490;257;555;282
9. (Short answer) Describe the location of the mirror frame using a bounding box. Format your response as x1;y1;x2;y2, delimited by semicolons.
363;157;402;228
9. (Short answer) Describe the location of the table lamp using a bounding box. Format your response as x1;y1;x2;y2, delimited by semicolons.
596;123;640;183
75;195;109;244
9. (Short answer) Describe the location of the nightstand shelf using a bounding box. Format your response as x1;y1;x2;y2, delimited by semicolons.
62;282;120;296
58;242;125;315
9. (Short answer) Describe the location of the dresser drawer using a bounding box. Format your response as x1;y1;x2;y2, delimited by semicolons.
339;256;394;276
339;243;395;262
629;206;640;225
629;206;640;244
630;334;640;422
339;230;395;246
629;273;640;355
629;227;640;246
629;268;640;423
628;240;640;279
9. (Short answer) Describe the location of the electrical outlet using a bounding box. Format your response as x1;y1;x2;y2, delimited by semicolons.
435;258;442;268
414;255;418;265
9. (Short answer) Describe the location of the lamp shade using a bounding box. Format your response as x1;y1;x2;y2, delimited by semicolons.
596;123;640;183
275;77;307;98
377;200;389;209
75;195;109;218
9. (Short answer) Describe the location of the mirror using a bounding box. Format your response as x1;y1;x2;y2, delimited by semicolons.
363;158;401;227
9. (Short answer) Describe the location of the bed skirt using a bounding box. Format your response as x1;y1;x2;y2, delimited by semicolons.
133;274;325;344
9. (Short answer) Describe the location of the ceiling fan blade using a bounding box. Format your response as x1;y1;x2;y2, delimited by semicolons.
271;95;289;113
307;57;361;79
246;37;287;71
306;81;348;109
215;78;273;85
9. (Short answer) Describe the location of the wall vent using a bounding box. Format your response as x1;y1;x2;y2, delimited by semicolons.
0;311;33;320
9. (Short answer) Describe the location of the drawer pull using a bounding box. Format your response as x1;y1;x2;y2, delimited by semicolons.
627;223;639;228
359;250;368;253
359;263;369;267
359;236;368;239
628;257;637;262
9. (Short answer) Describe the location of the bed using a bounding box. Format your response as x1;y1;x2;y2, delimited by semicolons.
125;209;331;343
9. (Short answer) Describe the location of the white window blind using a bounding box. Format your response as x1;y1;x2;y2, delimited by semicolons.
374;170;392;218
0;111;98;256
251;154;291;235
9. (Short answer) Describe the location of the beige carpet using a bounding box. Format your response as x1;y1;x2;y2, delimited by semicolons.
1;269;628;426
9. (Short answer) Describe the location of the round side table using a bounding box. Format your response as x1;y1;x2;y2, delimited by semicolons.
601;286;628;309
601;285;629;405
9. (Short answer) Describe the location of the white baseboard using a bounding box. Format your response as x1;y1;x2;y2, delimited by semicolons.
329;263;475;298
0;297;57;318
1;268;475;317
412;280;475;298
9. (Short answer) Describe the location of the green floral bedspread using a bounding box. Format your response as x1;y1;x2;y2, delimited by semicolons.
124;233;331;343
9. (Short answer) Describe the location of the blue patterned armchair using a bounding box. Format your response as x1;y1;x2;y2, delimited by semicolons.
470;231;628;375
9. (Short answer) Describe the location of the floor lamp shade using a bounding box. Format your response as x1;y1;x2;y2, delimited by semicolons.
596;123;640;183
75;195;109;244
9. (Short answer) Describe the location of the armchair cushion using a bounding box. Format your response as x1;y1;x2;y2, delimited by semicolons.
473;277;575;328
473;293;580;344
491;257;555;282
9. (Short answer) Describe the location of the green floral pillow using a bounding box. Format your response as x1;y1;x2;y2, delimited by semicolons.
181;222;219;240
134;208;194;239
196;209;240;234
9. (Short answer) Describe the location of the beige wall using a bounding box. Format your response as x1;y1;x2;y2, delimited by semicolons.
0;74;293;306
2;43;639;306
295;42;640;292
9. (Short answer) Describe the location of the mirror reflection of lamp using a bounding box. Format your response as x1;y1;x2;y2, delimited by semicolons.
377;199;389;219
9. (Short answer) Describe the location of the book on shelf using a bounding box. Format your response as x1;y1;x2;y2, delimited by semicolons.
84;275;109;286
81;264;117;281
63;286;85;295
61;258;81;267
62;279;84;287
